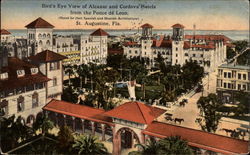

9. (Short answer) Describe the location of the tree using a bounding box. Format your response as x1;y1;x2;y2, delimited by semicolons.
226;48;236;59
57;125;74;153
129;136;192;155
132;138;160;155
0;115;33;151
181;60;204;90
72;135;108;155
158;136;193;155
32;114;54;137
233;40;248;52
64;65;75;86
196;93;223;133
233;91;250;116
77;64;90;88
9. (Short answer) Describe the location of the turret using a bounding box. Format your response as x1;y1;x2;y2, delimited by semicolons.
141;23;153;39
172;23;185;41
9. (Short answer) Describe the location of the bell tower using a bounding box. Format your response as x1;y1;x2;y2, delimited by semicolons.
140;23;153;65
171;23;185;66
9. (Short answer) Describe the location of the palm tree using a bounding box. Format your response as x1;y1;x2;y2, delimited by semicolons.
72;134;108;155
158;136;193;155
57;125;74;153
77;64;90;88
131;138;160;155
65;65;75;86
32;115;54;137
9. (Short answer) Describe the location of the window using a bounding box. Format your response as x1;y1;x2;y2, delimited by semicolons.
238;84;241;90
176;59;178;63
176;47;178;51
0;100;8;116
224;72;227;78
38;33;42;38
129;50;131;54
50;62;60;70
228;83;231;89
201;54;203;57
145;46;146;49
185;53;188;56
193;54;196;57
224;83;227;88
243;85;246;90
238;73;241;80
32;92;39;108
46;40;50;45
53;77;57;86
31;68;38;74
228;72;231;78
17;70;25;77
43;33;46;38
17;96;24;112
47;34;50;38
135;50;138;54
39;40;42;45
176;54;178;57
243;74;246;80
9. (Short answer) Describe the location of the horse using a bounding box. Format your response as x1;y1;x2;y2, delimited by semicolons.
221;128;234;136
179;102;185;107
165;116;173;121
174;118;184;124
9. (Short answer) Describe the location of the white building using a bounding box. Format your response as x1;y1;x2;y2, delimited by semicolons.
216;64;250;103
26;17;54;55
0;49;66;124
80;28;108;64
52;36;80;65
1;29;12;43
124;23;230;72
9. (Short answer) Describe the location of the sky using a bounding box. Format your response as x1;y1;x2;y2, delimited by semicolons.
1;0;249;30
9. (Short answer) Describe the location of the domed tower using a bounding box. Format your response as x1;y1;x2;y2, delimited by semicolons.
140;23;153;64
171;23;185;66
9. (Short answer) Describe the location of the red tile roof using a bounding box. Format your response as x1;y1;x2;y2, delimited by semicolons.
172;23;185;28
25;17;54;28
123;41;140;47
104;102;166;124
29;50;67;62
185;35;231;42
141;23;153;28
143;121;248;154
152;37;172;48
1;29;11;35
90;28;109;36
183;41;215;49
0;57;50;91
108;48;124;55
43;99;114;126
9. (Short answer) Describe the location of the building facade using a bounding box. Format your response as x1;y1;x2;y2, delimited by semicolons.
80;28;108;64
43;100;249;155
0;49;66;124
216;64;250;103
123;23;229;72
26;17;54;55
52;36;80;65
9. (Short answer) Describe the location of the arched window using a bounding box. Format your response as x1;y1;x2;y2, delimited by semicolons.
43;33;46;38
0;100;8;116
39;40;42;45
46;40;50;45
32;92;39;108
17;96;24;112
47;34;50;38
38;33;42;38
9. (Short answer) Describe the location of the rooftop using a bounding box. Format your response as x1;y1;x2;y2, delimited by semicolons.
25;17;54;28
143;121;248;154
90;28;109;36
103;102;166;124
43;99;113;126
219;64;250;70
0;57;50;91
29;50;67;63
141;23;153;28
1;29;11;35
185;35;231;42
172;23;185;28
